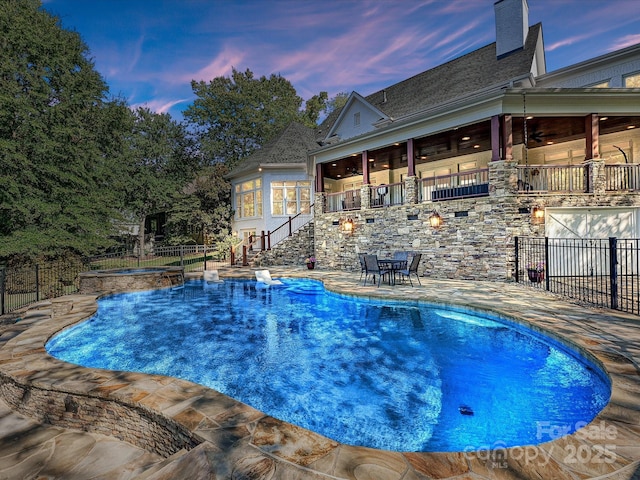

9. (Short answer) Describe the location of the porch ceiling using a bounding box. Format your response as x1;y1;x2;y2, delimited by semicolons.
319;115;639;179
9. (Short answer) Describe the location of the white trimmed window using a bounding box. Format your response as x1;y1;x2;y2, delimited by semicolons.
271;181;311;216
624;72;640;88
235;179;262;218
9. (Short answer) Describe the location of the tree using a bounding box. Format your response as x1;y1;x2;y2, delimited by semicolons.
184;68;305;168
164;163;233;246
326;92;349;116
0;0;123;260
300;91;329;127
122;107;199;254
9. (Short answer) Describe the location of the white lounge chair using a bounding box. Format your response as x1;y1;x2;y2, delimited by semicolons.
255;270;283;286
203;270;223;283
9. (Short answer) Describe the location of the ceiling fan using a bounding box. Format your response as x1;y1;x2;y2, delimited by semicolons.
529;127;555;143
347;163;361;176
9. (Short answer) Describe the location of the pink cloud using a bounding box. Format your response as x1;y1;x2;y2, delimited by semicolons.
610;34;640;51
547;33;596;52
174;46;246;85
131;98;190;114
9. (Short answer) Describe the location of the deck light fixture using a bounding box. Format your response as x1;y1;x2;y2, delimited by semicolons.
341;217;354;234
532;205;545;224
429;210;443;228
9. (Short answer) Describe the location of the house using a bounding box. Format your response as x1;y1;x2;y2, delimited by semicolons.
226;121;317;248
229;0;639;279
305;0;640;280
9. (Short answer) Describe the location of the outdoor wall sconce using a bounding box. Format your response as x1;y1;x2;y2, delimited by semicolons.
341;217;354;234
532;206;545;224
429;210;443;228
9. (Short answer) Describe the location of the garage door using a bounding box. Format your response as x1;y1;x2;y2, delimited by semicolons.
545;207;639;276
546;207;638;239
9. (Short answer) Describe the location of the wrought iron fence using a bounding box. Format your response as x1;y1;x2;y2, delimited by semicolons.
515;236;639;315
1;245;228;315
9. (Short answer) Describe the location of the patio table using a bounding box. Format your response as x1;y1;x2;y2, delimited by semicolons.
377;259;407;285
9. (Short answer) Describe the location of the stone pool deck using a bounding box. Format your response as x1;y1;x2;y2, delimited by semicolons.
1;268;640;479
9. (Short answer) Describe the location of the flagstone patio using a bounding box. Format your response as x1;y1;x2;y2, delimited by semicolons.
1;268;639;479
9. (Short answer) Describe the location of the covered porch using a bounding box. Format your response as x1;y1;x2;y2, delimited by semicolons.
314;111;639;214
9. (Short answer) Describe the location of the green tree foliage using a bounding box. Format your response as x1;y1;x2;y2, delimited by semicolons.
165;163;233;245
326;92;349;116
300;91;329;127
123;107;200;253
185;68;308;168
0;0;125;260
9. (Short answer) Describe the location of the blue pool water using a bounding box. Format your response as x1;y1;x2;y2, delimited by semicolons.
46;278;610;452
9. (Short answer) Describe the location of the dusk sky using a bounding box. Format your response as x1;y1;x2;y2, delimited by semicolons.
42;0;640;120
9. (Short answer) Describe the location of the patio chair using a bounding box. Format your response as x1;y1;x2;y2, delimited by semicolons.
396;253;422;286
255;270;283;286
358;253;366;281
363;254;390;287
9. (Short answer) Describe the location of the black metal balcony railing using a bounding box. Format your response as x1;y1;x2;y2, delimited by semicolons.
517;165;587;193
418;168;489;202
605;164;640;191
368;182;405;208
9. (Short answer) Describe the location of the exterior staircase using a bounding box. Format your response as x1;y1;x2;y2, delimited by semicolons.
236;220;314;268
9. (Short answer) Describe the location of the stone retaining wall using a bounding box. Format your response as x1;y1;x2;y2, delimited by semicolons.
0;373;201;457
0;298;202;458
313;160;640;281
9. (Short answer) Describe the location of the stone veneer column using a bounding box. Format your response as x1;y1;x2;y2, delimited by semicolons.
488;159;518;196
404;176;418;204
314;192;326;215
360;185;370;209
587;158;606;194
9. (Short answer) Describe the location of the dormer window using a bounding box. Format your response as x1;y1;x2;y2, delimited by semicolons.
624;71;640;88
354;112;360;127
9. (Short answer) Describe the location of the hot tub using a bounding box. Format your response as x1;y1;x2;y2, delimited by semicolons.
79;266;184;293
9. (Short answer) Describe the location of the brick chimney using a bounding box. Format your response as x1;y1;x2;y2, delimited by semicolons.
494;0;529;58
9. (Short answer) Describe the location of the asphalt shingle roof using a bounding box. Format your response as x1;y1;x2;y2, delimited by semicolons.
226;122;318;179
316;24;542;143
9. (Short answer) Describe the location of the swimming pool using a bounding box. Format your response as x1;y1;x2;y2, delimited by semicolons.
46;278;610;452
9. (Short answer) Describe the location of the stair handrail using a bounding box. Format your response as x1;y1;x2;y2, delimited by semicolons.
229;205;314;266
229;238;244;266
266;204;314;250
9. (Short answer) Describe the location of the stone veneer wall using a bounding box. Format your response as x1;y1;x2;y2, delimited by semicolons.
78;267;184;294
314;159;640;281
0;299;202;458
0;374;201;457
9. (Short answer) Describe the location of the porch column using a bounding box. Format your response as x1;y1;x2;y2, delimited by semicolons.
315;163;324;193
361;150;370;185
585;114;605;194
585;114;599;161
491;115;500;161
313;192;326;216
502;114;513;160
493;114;513;161
407;138;415;177
314;163;326;214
